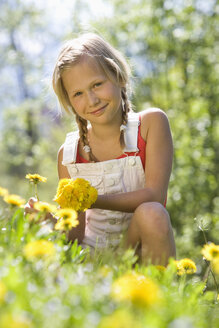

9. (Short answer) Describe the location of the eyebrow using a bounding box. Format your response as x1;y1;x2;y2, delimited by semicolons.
70;77;106;95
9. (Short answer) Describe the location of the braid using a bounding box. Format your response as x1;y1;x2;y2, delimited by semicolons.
75;114;97;162
120;88;131;149
76;115;88;149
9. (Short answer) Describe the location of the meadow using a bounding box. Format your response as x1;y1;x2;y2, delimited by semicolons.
0;177;218;328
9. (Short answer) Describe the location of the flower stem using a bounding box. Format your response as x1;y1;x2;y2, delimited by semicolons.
34;183;39;201
202;261;211;283
202;229;208;244
178;274;186;296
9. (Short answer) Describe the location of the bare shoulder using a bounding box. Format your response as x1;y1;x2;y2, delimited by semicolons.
58;143;64;156
57;144;64;166
139;108;170;141
57;144;70;179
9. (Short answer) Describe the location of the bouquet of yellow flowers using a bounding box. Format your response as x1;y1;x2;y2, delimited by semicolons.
53;178;98;212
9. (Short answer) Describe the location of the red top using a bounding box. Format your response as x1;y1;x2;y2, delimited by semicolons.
76;116;146;169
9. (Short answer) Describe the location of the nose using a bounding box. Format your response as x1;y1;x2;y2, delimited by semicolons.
86;90;99;107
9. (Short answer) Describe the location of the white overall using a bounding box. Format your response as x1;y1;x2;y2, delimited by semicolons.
62;112;145;249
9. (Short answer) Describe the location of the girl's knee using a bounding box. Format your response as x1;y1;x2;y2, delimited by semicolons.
133;202;171;237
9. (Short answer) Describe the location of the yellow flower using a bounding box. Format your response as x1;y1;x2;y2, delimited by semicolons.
201;243;219;261
0;281;7;303
54;178;98;212
33;201;57;213
25;173;47;184
55;211;79;231
0;187;8;197
23;240;55;259
4;194;25;207
174;258;197;275
55;208;78;231
156;265;166;272
111;271;161;307
212;258;219;275
98;309;141;328
0;314;32;328
55;208;78;220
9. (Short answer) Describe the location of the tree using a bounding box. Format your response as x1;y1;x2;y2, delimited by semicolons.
92;0;219;255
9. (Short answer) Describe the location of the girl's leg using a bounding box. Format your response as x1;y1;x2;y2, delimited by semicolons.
125;202;176;266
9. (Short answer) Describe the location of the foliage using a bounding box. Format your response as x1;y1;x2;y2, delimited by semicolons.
0;193;219;327
0;1;218;323
92;0;219;259
0;0;73;199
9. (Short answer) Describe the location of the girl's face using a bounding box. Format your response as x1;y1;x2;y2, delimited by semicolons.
61;55;122;126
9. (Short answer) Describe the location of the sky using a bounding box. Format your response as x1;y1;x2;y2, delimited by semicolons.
32;0;113;26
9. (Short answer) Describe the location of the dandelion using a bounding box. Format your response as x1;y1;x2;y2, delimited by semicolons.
3;194;25;207
25;174;47;183
54;178;98;212
174;258;197;275
55;209;79;231
55;208;78;220
55;218;78;231
23;240;55;259
111;271;161;307
156;265;166;272
33;201;57;213
98;309;141;328
26;173;47;199
0;187;8;197
0;281;7;303
201;243;219;261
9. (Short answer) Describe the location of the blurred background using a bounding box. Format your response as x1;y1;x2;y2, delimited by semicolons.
0;0;218;258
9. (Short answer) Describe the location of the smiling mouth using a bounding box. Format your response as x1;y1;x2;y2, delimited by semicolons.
90;104;108;115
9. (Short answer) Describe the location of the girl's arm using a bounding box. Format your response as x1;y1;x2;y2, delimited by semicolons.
93;109;173;213
58;146;86;243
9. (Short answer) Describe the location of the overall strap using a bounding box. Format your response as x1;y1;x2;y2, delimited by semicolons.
123;112;140;152
62;131;79;165
62;112;139;165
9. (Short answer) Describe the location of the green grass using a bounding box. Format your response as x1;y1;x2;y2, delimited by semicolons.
0;202;218;328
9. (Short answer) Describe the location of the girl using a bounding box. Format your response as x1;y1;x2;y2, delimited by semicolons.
28;33;176;265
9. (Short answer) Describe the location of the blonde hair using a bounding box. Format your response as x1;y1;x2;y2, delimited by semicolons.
53;33;133;161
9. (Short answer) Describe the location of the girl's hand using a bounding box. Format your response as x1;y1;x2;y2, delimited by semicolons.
24;197;38;215
24;198;56;223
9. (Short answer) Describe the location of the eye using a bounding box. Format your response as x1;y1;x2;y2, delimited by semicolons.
73;91;82;97
93;82;102;88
